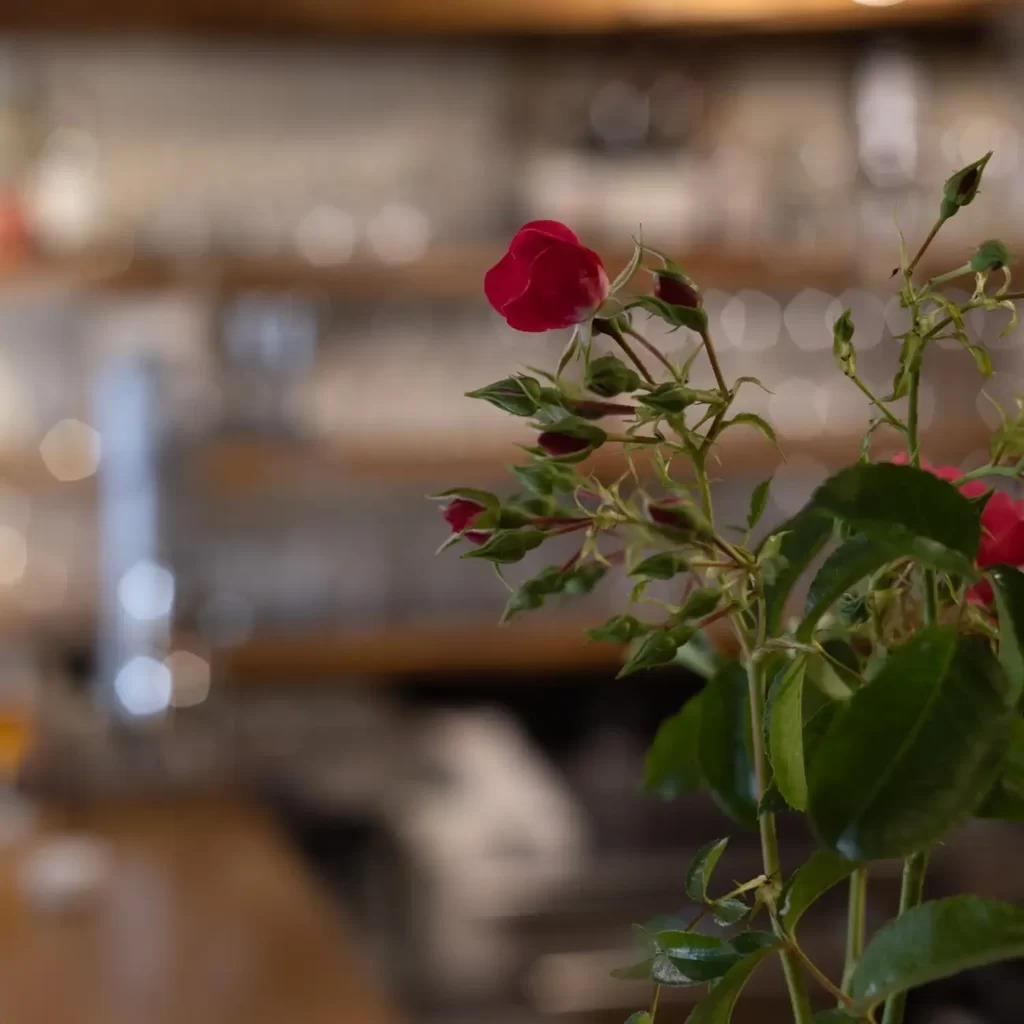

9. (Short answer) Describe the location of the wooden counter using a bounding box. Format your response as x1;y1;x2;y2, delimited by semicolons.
0;800;401;1024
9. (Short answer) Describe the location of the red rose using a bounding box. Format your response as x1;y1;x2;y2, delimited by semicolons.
442;499;489;545
892;453;1024;600
484;221;609;333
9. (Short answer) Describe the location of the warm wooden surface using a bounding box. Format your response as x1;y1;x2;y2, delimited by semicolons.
0;800;401;1024
218;614;625;681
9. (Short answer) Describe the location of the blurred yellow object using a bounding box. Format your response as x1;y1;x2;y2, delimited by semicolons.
0;709;32;778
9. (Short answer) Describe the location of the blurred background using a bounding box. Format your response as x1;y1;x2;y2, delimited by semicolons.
0;1;1021;1022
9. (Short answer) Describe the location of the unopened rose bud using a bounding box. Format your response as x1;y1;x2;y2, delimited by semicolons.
940;152;991;220
538;431;592;457
442;498;489;544
653;271;701;310
647;498;713;539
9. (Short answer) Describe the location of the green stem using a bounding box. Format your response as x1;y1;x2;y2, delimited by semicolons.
625;326;679;379
957;455;1024;483
649;983;661;1023
700;327;730;397
743;617;815;1024
906;370;938;625
611;332;656;386
922;290;1024;343
906;215;947;277
926;262;972;290
880;851;929;1024
850;376;906;433
790;938;857;1009
842;868;868;997
698;328;732;457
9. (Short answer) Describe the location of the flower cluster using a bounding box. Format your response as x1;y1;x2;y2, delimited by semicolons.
432;155;1024;1024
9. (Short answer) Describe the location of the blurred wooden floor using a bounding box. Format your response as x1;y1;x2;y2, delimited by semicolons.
0;799;400;1024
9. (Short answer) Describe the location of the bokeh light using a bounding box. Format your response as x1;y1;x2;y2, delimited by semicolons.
39;419;101;482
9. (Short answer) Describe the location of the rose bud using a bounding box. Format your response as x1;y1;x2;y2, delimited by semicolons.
653;271;701;310
647;498;713;540
442;498;489;545
537;431;592;458
484;220;609;333
940;152;991;219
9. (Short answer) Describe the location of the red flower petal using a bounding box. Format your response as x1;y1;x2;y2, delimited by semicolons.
501;239;609;332
509;220;580;258
484;250;530;315
442;498;486;534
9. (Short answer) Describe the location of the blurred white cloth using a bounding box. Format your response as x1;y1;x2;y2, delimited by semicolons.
387;708;588;996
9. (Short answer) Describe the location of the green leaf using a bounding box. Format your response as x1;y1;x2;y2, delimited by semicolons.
814;1012;862;1024
655;932;776;988
849;895;1024;1011
624;1014;653;1024
509;461;578;496
644;696;704;799
685;837;729;902
466;376;543;417
611;959;655;981
761;511;834;634
710;898;749;927
610;239;645;294
463;528;546;565
619;628;691;678
747;478;771;531
626;294;709;334
718;412;779;450
589;614;649;645
833;308;856;377
555;328;580;378
502;565;565;621
699;663;758;828
968;344;994;377
886;332;923;401
499;562;604;610
979;715;1024;820
767;656;809;810
429;487;501;511
649;953;702;987
673;633;725;679
564;562;608;595
779;849;858;934
637;382;715;415
797;535;894;642
632;923;659;955
677;587;721;622
989;564;1024;705
809;463;981;577
630;551;691;581
682;939;779;1024
585;354;643;398
808;628;1013;859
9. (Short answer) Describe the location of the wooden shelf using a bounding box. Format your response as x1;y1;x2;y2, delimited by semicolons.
82;242;856;299
0;0;998;36
216;615;628;682
17;235;1018;301
196;418;992;490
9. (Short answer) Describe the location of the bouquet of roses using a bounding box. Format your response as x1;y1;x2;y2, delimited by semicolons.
434;151;1024;1024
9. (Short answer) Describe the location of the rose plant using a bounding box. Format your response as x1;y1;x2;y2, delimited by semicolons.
434;154;1024;1024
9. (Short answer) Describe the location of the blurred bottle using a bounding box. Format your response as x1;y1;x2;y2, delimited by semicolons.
852;45;926;247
